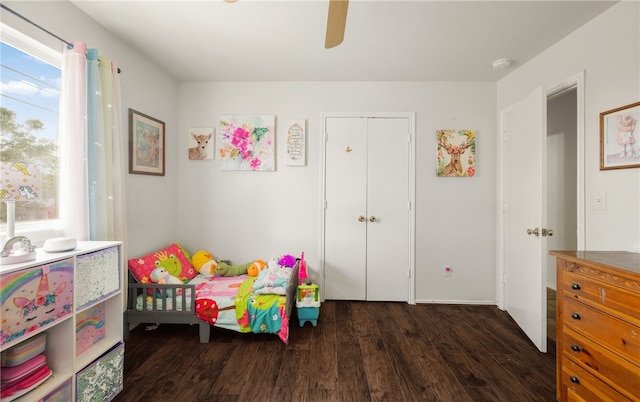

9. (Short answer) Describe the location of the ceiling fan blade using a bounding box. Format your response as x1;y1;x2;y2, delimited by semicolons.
325;0;349;49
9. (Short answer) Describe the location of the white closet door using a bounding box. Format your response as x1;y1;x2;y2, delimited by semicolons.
324;117;367;300
366;117;410;301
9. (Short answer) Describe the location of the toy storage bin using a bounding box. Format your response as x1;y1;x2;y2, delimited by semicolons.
0;259;74;347
296;284;320;327
76;342;124;402
75;246;120;309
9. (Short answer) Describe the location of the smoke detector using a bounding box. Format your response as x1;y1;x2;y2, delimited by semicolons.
492;58;512;70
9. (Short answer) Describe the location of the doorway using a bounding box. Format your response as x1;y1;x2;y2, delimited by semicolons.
546;88;578;343
498;72;585;352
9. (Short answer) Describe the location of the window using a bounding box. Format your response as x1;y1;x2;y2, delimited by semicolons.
1;23;63;243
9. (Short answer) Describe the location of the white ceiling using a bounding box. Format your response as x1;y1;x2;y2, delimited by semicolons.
71;0;618;82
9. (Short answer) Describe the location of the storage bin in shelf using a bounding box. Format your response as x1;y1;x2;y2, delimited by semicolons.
0;258;74;348
75;303;106;356
75;246;120;309
41;378;72;401
76;342;124;402
74;296;122;370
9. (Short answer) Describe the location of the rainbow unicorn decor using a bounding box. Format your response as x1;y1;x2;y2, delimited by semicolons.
1;259;74;346
75;304;106;356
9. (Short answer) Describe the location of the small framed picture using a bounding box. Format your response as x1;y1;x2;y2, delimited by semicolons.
129;109;165;176
188;127;214;160
286;118;306;166
600;101;640;170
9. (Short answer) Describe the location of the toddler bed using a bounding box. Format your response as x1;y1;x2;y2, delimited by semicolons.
124;244;299;344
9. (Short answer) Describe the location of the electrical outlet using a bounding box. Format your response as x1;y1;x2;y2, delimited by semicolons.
443;266;451;277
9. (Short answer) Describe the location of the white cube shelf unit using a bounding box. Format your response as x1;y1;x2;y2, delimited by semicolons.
1;241;124;401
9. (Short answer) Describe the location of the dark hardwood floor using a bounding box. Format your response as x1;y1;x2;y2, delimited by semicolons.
114;301;556;402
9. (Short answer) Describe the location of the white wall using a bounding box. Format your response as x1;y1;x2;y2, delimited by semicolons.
178;82;498;303
497;1;640;252
2;1;180;259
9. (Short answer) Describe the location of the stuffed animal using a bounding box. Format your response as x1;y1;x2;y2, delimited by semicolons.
248;259;266;276
150;267;183;285
192;250;213;272
214;261;251;277
278;254;297;268
191;249;264;277
149;267;183;297
192;250;219;276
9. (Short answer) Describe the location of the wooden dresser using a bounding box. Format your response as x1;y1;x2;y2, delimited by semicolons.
550;250;640;402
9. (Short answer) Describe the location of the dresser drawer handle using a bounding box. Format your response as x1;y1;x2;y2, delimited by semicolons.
571;313;581;320
569;376;580;384
571;283;581;290
570;344;581;352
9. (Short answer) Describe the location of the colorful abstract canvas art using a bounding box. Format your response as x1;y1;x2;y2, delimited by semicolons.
218;115;276;171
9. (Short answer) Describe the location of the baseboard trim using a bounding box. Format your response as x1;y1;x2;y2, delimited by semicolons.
414;299;497;305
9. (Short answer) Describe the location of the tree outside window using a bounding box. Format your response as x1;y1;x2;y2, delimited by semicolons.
1;41;60;227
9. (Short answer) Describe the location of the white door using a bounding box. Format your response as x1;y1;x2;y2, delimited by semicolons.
366;117;410;301
323;116;411;301
500;87;547;352
324;117;368;300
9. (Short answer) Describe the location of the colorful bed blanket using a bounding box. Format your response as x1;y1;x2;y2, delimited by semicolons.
194;275;290;343
234;276;289;342
252;265;293;295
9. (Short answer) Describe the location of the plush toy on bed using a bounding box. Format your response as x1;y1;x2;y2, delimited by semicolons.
192;250;217;277
150;267;183;285
191;250;266;277
247;259;266;276
215;261;251;277
149;267;183;297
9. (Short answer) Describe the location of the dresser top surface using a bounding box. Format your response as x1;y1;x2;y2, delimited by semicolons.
550;250;640;274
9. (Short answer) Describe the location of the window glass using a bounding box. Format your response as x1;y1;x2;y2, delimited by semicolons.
1;32;61;235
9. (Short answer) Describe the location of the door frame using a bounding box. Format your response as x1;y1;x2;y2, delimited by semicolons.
497;71;586;311
320;112;417;304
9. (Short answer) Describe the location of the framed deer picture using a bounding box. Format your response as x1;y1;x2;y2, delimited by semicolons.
437;129;476;177
188;127;215;160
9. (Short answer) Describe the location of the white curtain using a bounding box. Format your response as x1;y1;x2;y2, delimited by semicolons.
59;42;126;242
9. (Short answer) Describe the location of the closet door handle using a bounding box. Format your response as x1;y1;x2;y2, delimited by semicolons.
358;215;365;222
369;216;376;222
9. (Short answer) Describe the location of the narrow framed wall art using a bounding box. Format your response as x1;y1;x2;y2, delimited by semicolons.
286;119;306;166
129;109;165;176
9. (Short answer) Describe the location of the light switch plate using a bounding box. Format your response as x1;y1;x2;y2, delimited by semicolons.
594;191;607;210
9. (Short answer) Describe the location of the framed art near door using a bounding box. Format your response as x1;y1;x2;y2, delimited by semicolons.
129;109;165;176
600;101;640;170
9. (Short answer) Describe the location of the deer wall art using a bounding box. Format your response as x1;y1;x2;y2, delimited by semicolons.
437;129;476;177
188;130;214;160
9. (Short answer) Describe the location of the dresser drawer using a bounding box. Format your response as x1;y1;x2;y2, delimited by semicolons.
562;269;640;326
561;359;632;402
563;296;640;366
562;326;640;398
